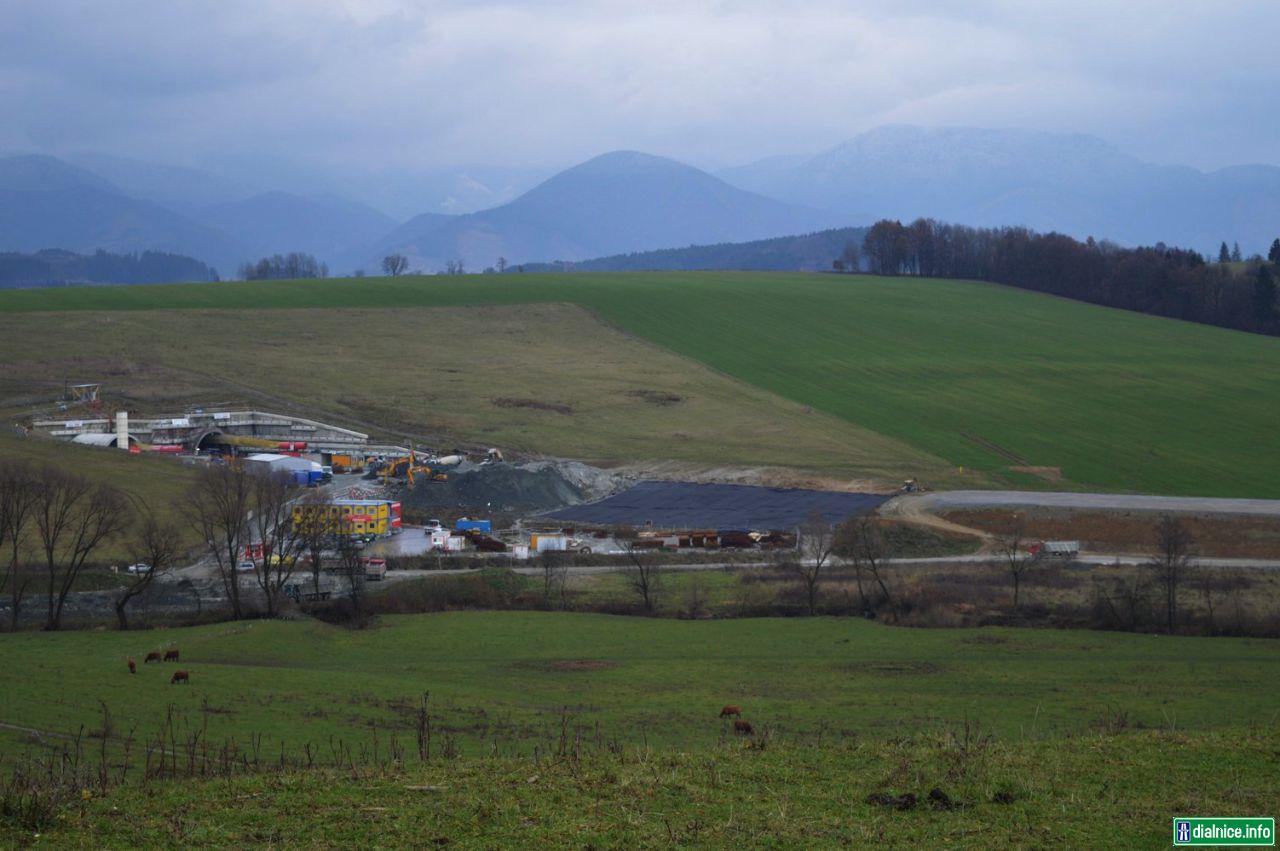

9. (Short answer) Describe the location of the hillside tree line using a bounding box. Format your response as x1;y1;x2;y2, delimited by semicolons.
239;252;328;280
0;249;218;288
856;219;1280;336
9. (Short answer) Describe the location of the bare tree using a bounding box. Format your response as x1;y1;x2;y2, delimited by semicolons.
995;513;1036;609
114;506;183;630
248;472;304;617
615;526;661;613
496;256;508;273
836;517;895;620
293;491;334;595
539;550;569;608
381;253;409;276
1148;515;1194;633
0;459;38;629
31;467;127;630
791;510;835;615
335;534;367;625
185;464;254;619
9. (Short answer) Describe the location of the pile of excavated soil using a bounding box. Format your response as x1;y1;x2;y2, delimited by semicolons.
404;462;624;514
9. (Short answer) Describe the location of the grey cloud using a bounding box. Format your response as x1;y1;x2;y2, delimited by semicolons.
0;0;1276;187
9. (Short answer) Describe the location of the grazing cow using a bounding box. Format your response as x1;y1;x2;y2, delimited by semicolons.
144;651;162;664
719;705;742;718
733;719;754;736
170;670;189;685
127;657;136;674
164;649;179;662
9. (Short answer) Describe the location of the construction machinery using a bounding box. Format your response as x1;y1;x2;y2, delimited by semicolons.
377;450;447;486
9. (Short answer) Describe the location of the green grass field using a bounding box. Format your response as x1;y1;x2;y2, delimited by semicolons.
16;730;1277;848
3;272;1278;497
2;611;1277;846
3;612;1277;753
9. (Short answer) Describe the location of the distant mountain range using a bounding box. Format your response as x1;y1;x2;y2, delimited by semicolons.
0;155;401;277
4;126;1280;282
363;151;847;272
719;125;1280;256
0;155;244;274
199;192;396;271
521;227;869;273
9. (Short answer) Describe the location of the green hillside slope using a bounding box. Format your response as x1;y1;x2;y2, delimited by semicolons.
3;272;1277;496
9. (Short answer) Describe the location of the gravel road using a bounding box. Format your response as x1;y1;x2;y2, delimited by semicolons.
912;490;1280;517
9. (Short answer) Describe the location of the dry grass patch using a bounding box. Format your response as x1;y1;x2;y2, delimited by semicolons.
942;508;1280;558
0;304;960;488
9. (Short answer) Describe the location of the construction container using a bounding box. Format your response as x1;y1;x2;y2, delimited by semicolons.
444;535;466;552
530;533;568;552
455;518;492;533
511;545;530;560
330;453;364;474
292;498;398;539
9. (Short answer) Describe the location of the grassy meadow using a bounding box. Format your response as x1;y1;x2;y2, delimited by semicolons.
3;612;1277;753
2;610;1277;846
3;272;1278;497
0;303;954;488
16;730;1278;848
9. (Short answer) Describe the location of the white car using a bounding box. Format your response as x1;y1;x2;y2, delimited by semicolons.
237;560;256;573
125;563;151;575
423;519;445;533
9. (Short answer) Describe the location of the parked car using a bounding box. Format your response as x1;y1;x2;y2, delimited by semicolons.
423;519;444;533
125;563;151;575
237;559;256;572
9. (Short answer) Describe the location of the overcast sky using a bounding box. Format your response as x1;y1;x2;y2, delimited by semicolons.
2;0;1279;180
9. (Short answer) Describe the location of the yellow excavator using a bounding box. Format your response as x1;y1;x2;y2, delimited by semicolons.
380;449;447;486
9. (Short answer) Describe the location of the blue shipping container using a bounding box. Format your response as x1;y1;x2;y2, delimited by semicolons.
455;518;492;533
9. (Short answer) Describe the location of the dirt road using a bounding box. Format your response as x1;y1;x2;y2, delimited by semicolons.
898;490;1280;518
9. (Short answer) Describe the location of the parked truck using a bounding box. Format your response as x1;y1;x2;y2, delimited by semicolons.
360;557;387;581
1029;540;1080;560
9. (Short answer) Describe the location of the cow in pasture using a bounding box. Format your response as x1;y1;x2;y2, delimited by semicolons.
719;705;741;718
127;657;136;674
164;649;179;662
144;651;162;664
170;670;190;685
733;719;754;736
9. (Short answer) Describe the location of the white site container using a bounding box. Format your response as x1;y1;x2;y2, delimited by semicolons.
512;545;530;560
444;535;466;552
429;531;451;549
532;534;568;552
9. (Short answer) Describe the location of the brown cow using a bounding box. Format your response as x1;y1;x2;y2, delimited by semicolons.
170;670;190;685
164;649;179;662
127;657;136;674
719;705;742;718
144;651;162;664
733;719;754;736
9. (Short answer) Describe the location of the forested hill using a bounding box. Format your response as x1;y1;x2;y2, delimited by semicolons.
859;218;1280;337
521;226;868;273
0;248;219;288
